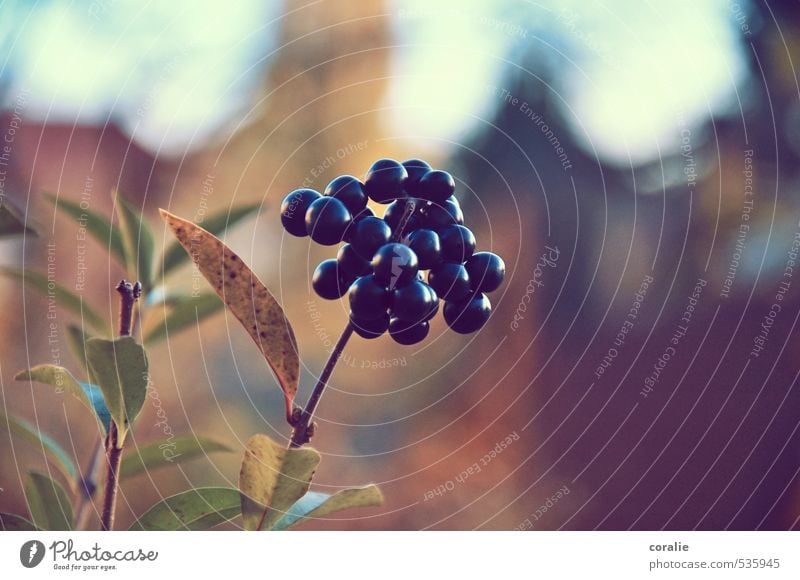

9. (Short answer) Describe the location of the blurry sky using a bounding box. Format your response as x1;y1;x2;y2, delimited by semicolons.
0;0;752;165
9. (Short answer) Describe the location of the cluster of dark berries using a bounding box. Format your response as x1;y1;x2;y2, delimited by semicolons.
280;158;505;345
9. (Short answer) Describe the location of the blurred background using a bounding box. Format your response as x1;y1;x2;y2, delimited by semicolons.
1;0;799;530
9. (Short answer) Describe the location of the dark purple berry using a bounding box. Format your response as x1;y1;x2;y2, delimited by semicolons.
281;189;321;237
351;311;390;339
324;175;368;214
406;228;442;270
312;259;353;300
465;252;505;293
350;216;392;260
443;293;491;334
389;318;430;345
371;243;419;289
305;197;352;246
348;275;390;320
383;199;422;233
428;262;471;301
365;158;408;203
439;224;476;263
391;280;436;323
421;197;463;230
345;206;376;242
417;170;455;204
423;284;440;321
337;243;371;278
402;159;432;195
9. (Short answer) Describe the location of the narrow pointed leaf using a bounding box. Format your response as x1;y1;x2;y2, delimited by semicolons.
238;434;320;531
15;365;110;432
160;203;261;276
44;192;124;263
143;292;224;345
86;337;149;445
129;487;242;531
116;192;155;291
0;201;36;237
0;268;106;332
160;209;299;421
0;512;39;531
25;472;74;531
121;435;232;479
273;485;384;530
65;324;90;372
0;413;77;484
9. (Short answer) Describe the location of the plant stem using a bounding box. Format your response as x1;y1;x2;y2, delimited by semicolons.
100;280;141;531
289;199;418;448
73;438;103;530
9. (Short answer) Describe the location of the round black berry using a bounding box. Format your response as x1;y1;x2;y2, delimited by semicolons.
337;243;371;278
350;216;392;260
421;197;463;230
371;243;419;289
465;252;505;293
324;175;368;215
382;199;422;234
351;311;390;339
348;275;390;320
443;293;491;334
389;318;430;345
428;262;471;301
305;197;352;246
365;158;408;203
402;159;432;195
345;206;375;242
439;224;476;263
417;170;455;204
312;259;353;300
281;189;321;237
391;280;436;323
423;284;440;321
406;228;442;270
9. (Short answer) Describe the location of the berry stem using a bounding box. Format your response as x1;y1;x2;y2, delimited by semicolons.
289;199;418;448
100;280;141;531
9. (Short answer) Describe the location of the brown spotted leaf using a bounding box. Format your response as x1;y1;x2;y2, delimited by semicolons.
159;209;299;421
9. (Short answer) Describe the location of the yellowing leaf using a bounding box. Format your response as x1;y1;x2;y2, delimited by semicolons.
159;209;299;421
238;434;320;531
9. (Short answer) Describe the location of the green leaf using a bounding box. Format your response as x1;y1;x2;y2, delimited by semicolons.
44;192;125;264
238;434;320;531
115;192;156;292
0;413;78;484
86;336;149;445
120;435;232;479
273;485;384;530
65;324;90;372
0;201;36;237
143;292;224;345
161;210;300;422
0;512;39;531
15;365;111;432
129;487;242;531
24;471;74;531
0;268;107;333
160;203;261;276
